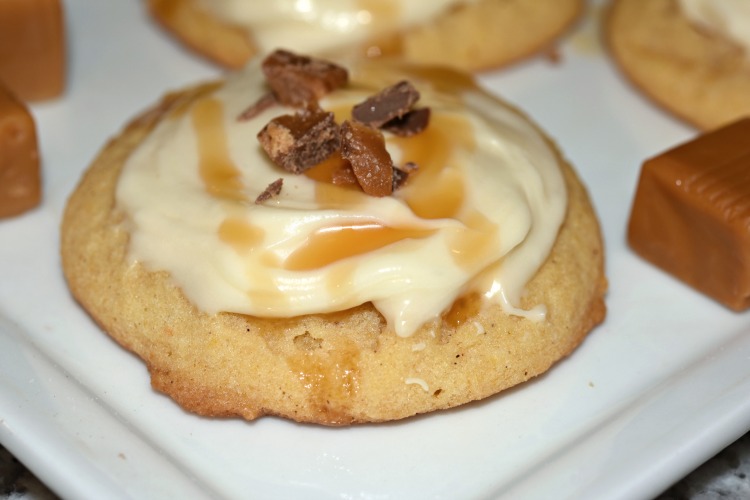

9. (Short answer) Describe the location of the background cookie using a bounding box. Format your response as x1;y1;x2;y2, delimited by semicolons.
605;0;750;130
147;0;584;71
61;74;606;426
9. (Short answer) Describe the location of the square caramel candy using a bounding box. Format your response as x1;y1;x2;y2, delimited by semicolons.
0;0;66;101
0;83;40;218
628;118;750;311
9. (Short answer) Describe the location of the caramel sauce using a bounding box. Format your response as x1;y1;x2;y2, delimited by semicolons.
443;292;482;329
167;82;223;120
192;98;246;201
304;150;350;183
218;216;264;250
447;209;499;270
391;113;476;219
285;341;360;421
284;223;436;271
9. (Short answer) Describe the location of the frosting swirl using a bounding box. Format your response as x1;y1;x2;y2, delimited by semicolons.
116;61;567;336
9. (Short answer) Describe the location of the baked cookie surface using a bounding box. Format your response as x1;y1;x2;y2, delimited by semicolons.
147;0;584;71
61;58;606;425
605;0;750;130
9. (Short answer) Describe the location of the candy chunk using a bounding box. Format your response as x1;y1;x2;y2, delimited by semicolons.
0;0;66;101
257;108;340;174
261;50;348;108
627;118;750;310
340;120;394;197
0;84;41;218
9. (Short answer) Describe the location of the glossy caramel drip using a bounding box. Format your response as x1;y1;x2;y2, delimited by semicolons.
392;113;476;219
447;210;498;270
192;98;245;201
167;82;223;120
443;292;482;329
284;223;436;270
304;150;351;183
285;341;360;422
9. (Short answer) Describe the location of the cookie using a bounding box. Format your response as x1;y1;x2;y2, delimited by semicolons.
605;0;750;130
147;0;584;71
61;55;606;425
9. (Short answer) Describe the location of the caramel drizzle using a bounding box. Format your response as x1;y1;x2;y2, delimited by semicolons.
192;98;245;201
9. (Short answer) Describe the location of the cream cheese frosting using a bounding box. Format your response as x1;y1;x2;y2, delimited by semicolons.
678;0;750;53
115;61;567;337
193;0;480;55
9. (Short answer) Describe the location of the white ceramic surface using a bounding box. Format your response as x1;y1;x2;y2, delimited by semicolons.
1;1;749;499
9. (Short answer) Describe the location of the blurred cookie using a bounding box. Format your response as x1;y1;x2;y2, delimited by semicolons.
148;0;583;71
606;0;750;130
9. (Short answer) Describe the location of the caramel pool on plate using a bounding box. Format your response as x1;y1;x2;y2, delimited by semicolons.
627;117;750;311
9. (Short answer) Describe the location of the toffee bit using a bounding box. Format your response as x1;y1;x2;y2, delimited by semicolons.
261;49;349;107
392;163;417;191
382;107;431;137
257;108;340;174
255;178;284;204
331;163;358;186
238;93;277;121
340;120;394;197
392;168;408;191
352;80;420;128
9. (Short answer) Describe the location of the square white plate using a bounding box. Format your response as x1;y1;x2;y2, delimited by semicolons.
1;1;749;499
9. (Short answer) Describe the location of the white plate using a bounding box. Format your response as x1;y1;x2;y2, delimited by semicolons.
2;1;749;499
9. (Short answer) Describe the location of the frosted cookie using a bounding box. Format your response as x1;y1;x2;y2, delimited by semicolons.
61;51;606;425
147;0;584;71
606;0;750;130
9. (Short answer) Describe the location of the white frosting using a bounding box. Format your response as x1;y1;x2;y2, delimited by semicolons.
679;0;750;53
115;61;567;337
194;0;479;55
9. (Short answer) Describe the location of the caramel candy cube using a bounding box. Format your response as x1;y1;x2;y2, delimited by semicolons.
627;118;750;311
0;84;40;218
0;0;66;101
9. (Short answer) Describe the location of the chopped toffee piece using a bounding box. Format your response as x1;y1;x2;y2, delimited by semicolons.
340;120;394;197
0;83;41;218
258;108;340;174
382;107;431;137
261;49;348;107
628;117;750;311
255;178;283;204
392;167;409;191
331;164;358;186
352;80;421;128
238;93;276;121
